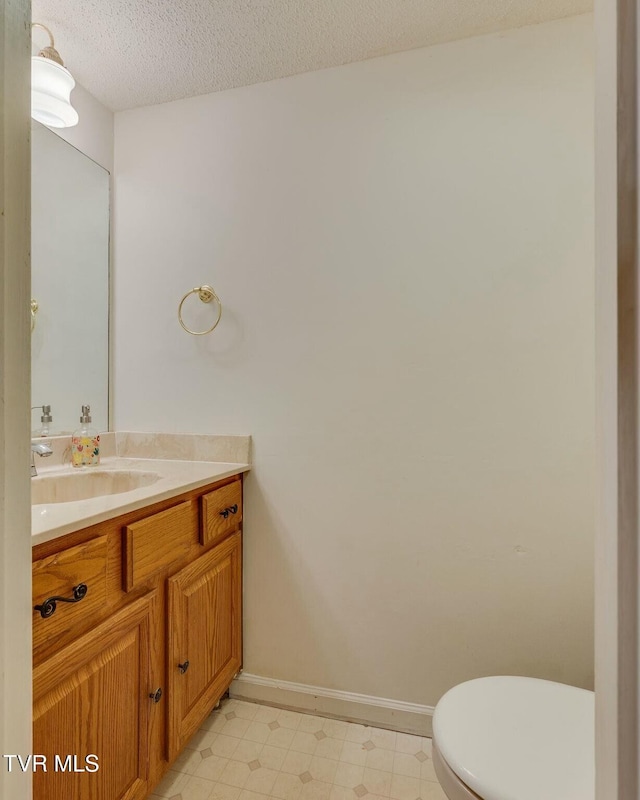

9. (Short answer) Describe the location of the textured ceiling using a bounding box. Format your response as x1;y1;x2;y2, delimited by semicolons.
31;0;593;112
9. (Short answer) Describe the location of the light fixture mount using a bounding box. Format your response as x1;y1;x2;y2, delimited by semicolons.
32;23;64;65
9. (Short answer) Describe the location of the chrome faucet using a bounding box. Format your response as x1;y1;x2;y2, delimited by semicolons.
31;441;53;477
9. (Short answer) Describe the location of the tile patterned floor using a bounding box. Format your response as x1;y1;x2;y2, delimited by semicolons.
150;698;447;800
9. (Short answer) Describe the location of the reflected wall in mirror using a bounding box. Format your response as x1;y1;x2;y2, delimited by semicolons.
31;122;110;435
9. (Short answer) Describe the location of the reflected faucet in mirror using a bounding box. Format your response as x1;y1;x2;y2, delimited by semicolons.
31;442;53;477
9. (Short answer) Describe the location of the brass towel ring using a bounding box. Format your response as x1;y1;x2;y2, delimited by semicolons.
178;285;222;336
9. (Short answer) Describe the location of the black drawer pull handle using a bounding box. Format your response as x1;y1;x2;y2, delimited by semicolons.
149;688;163;704
34;583;88;619
219;504;239;519
178;660;190;674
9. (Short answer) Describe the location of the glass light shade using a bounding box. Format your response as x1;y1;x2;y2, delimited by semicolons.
31;56;79;128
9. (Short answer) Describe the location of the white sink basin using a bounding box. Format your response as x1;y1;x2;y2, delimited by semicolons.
32;469;161;505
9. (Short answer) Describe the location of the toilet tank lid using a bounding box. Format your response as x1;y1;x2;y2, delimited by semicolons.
432;676;594;800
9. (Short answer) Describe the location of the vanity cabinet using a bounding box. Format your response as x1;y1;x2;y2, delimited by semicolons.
31;474;244;800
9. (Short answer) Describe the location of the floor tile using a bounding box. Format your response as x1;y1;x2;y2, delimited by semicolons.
272;771;304;800
244;721;272;744
186;729;218;751
202;712;230;733
308;755;339;783
344;724;369;744
323;719;350;740
220;718;253;739
174;747;208;776
369;729;397;751
208;784;241;800
389;774;420;800
218;760;252;789
392;753;421;779
227;701;260;721
420;758;438;783
362;767;392;797
257;744;288;771
244;766;279;794
340;740;368;766
298;715;326;734
365;749;394;772
420;780;448;800
154;769;190;797
290;731;319;755
194;755;230;783
395;734;424;755
328;787;354;800
279;710;305;730
180;775;218;800
281;749;313;775
266;726;298;749
299;779;333;800
211;735;242;759
334;762;365;789
232;739;264;764
253;705;281;724
315;737;344;760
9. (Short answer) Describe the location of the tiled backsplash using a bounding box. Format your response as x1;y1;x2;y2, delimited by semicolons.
116;432;251;464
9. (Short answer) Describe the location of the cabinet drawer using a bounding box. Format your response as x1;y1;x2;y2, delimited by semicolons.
33;535;108;652
200;479;242;547
124;500;196;591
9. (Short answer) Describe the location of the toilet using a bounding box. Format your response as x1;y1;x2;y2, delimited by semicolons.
431;676;594;800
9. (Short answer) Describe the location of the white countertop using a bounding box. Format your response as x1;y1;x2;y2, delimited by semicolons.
32;457;250;547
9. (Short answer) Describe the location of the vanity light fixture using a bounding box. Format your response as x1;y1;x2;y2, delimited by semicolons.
31;23;79;128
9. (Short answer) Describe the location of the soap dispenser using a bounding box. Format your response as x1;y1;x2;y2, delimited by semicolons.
39;404;52;437
32;404;52;436
71;405;100;468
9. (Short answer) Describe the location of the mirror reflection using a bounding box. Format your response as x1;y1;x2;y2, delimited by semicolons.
31;122;109;435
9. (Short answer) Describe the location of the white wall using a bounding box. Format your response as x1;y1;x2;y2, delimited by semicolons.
113;14;595;708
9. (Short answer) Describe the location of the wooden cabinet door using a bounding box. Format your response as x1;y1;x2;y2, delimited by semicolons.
168;531;242;758
33;593;156;800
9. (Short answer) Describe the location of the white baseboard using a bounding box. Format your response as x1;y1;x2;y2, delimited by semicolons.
229;673;434;737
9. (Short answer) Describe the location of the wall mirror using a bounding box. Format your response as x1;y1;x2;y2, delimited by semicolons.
31;122;110;436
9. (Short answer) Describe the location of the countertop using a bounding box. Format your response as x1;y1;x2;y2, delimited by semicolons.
32;457;250;547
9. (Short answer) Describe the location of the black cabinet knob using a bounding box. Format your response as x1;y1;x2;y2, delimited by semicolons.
178;661;190;674
149;688;162;704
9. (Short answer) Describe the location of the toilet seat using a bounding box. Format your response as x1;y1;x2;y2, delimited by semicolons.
433;741;482;800
432;676;594;800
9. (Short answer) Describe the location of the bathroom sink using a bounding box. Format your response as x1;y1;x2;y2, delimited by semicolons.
32;469;161;505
